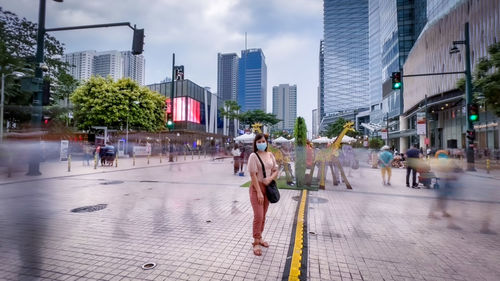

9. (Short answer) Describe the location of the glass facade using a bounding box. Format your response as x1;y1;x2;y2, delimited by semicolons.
238;49;267;112
323;0;369;115
369;0;383;124
318;40;325;121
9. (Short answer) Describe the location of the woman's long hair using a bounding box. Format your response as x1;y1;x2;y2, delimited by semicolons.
253;133;268;153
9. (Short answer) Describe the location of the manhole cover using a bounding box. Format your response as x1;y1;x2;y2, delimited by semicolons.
100;180;124;185
71;204;107;213
141;262;156;270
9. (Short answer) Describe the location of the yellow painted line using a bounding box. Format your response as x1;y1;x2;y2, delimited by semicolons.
288;189;307;281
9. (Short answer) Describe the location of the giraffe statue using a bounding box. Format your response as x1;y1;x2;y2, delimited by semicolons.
306;121;355;189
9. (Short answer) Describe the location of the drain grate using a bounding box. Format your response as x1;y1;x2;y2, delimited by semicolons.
71;204;107;213
140;180;158;183
141;262;156;270
100;180;124;185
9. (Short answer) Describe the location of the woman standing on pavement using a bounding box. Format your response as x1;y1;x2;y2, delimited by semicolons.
247;134;278;256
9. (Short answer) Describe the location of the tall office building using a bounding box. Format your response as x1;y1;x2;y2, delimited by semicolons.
272;84;297;132
312;108;319;138
238;48;267;112
217;53;239;102
93;51;123;81
318;40;325;122
368;0;383;125
323;0;369;115
122;51;145;86
62;50;95;81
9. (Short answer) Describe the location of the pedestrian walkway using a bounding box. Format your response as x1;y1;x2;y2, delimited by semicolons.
0;160;498;280
0;152;220;186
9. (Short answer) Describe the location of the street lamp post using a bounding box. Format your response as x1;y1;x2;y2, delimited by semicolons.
450;22;475;171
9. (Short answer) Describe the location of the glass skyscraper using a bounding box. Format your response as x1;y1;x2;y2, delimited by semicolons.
238;49;267;112
318;40;325;121
323;0;369;115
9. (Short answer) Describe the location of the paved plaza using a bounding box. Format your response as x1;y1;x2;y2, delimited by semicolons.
0;157;499;281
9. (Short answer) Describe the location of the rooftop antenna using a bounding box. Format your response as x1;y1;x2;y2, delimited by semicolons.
245;32;247;50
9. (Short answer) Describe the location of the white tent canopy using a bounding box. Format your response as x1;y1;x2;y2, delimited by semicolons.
332;135;357;143
234;133;255;143
312;136;332;144
273;136;292;143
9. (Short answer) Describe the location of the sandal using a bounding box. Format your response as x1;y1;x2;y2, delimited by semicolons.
259;241;269;248
252;242;262;256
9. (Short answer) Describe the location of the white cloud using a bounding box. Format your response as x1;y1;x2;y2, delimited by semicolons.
1;0;323;132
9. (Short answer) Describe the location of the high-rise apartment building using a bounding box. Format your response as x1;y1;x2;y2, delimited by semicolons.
272;84;297;132
322;0;369;115
61;50;95;81
238;49;267;112
93;51;123;81
122;51;145;86
217;53;239;102
62;50;145;85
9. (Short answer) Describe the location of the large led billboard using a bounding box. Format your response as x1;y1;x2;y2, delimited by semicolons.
165;97;201;124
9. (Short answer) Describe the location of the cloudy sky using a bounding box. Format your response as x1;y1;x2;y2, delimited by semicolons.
1;0;323;132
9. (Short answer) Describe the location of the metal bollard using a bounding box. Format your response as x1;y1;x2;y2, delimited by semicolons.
198;150;201;159
176;153;178;162
68;154;71;172
94;154;97;169
486;159;490;174
115;153;118;167
160;152;162;163
133;153;136;166
192;151;194;160
184;151;186;160
147;154;150;164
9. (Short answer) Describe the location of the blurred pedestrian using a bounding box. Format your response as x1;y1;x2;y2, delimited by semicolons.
406;145;420;188
429;150;461;229
231;143;241;175
83;143;91;166
239;145;246;176
378;145;393;185
247;133;278;256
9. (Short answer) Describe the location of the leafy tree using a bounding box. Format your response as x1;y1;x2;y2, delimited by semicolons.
294;117;307;187
323;117;360;138
369;138;384;150
238;109;280;127
70;77;165;132
219;100;240;136
457;42;500;116
0;8;69;128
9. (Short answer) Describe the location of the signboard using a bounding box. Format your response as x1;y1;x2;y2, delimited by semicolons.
174;65;184;81
416;112;426;135
381;130;387;140
60;140;69;161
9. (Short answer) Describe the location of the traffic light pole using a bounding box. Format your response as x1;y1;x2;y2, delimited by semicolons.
26;0;47;176
27;0;144;176
463;22;475;171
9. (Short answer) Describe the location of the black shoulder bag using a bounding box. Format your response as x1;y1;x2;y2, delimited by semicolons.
254;152;280;203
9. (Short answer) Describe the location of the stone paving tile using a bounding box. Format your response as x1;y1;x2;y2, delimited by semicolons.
307;164;500;281
0;159;298;280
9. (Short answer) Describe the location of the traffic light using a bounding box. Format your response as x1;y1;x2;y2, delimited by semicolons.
391;72;401;89
468;104;479;122
466;130;475;141
166;112;174;130
132;28;144;55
